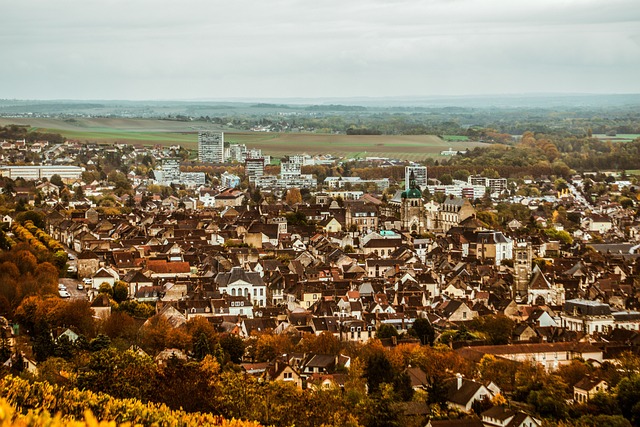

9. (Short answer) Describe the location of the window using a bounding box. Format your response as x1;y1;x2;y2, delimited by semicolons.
462;311;467;319
260;288;264;296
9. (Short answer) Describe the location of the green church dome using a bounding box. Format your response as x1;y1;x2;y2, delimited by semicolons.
402;170;422;199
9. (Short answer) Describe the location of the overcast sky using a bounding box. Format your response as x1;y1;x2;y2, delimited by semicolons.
1;0;639;100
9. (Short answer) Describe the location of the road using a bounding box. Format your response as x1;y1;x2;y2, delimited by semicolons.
567;182;594;211
58;278;88;301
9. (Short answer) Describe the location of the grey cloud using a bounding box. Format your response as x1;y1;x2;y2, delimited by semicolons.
0;0;639;99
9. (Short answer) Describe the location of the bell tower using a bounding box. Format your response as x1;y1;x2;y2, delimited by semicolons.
513;239;532;301
401;171;424;234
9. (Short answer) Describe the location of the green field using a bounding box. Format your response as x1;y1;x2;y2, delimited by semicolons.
442;135;469;141
0;117;486;161
594;134;640;143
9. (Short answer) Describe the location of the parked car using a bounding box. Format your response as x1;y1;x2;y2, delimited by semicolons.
58;290;71;298
76;283;84;290
83;278;92;285
58;284;67;291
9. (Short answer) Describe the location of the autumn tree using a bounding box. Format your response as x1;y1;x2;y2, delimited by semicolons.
251;332;294;362
139;315;190;355
285;188;302;205
297;331;341;356
478;354;518;392
77;347;158;400
100;311;139;343
469;314;514;345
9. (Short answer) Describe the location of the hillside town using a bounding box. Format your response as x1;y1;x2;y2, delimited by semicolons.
2;129;640;426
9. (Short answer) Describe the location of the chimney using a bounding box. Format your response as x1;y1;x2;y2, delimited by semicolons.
456;373;463;390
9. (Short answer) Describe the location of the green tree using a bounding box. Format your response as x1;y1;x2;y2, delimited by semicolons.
77;347;158;400
107;171;131;191
452;169;471;182
377;324;399;340
192;332;212;361
14;211;46;229
98;282;113;297
112;281;129;303
89;334;112;352
363;351;395;394
220;334;245;364
439;174;453;185
616;374;640;425
410;317;435;346
358;384;402;427
469;314;514;345
49;174;64;187
527;373;569;419
573;415;631;427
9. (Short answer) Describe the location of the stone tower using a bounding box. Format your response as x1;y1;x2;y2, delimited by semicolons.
513;239;533;301
401;171;424;234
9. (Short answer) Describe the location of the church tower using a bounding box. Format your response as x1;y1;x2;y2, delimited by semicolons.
513;239;532;301
401;171;424;234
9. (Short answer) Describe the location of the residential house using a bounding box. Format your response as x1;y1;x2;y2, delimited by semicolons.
445;373;497;412
573;377;608;403
262;360;304;389
481;406;542;427
215;266;267;307
439;197;475;233
91;267;118;290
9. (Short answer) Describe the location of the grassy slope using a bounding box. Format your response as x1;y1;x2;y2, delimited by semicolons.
0;117;485;160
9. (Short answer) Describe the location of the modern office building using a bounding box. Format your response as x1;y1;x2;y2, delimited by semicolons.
0;165;83;181
198;131;225;163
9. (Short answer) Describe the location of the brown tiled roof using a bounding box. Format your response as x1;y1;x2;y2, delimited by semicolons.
146;260;191;274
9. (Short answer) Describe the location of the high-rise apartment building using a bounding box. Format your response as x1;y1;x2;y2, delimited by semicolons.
161;158;181;184
198;131;225;163
245;157;265;183
405;165;427;191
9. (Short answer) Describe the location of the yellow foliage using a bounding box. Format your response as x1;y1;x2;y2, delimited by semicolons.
491;393;507;406
0;375;262;427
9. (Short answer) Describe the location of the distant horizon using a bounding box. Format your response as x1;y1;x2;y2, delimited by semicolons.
2;92;640;103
